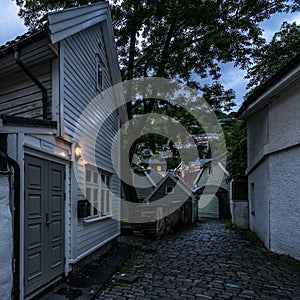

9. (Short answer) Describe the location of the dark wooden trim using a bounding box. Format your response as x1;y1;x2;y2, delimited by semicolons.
1;115;57;128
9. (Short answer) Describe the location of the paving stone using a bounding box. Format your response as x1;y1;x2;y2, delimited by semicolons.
95;219;300;300
115;273;139;283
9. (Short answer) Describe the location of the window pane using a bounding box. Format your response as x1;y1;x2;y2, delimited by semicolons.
166;186;174;194
106;176;110;188
93;206;98;215
98;65;103;88
86;169;92;182
93;171;98;184
94;189;98;203
106;190;110;214
86;188;92;202
101;190;105;214
101;174;105;184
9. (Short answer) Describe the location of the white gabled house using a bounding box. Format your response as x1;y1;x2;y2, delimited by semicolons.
193;154;230;219
0;2;127;299
238;54;300;260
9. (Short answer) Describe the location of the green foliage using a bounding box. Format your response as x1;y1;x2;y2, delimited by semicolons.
14;0;300;201
179;146;206;164
14;0;300;114
166;156;180;170
225;219;235;229
135;134;168;155
246;22;300;90
226;120;247;181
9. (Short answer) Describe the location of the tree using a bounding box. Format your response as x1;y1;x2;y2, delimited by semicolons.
228;20;300;184
14;0;300;202
226;120;247;181
15;1;300;112
246;21;300;90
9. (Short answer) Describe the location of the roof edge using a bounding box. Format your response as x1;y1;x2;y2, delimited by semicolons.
238;53;300;118
0;28;47;58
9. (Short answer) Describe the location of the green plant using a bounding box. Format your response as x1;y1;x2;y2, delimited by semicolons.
224;219;235;229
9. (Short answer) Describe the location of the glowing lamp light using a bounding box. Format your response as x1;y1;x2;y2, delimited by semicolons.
74;143;82;160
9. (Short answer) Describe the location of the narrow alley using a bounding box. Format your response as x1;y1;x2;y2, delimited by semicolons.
97;220;300;300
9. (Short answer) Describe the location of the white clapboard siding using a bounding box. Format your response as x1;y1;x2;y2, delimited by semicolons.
62;22;121;258
0;61;52;119
0;38;55;77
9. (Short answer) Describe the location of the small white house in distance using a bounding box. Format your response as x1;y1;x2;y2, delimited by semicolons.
238;54;300;260
193;154;230;219
0;2;127;299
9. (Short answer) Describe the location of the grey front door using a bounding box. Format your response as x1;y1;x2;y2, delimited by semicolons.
24;155;65;295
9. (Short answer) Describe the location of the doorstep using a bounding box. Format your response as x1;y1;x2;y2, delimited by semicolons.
38;242;132;300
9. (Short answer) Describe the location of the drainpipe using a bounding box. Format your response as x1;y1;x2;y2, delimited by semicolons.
14;48;48;120
0;150;20;300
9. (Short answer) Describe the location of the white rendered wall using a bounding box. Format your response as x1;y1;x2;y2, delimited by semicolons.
247;79;300;259
268;84;300;151
269;146;300;260
231;200;249;229
248;161;270;249
0;175;13;299
267;84;300;259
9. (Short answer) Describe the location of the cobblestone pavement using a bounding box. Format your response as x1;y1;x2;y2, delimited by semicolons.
96;220;300;300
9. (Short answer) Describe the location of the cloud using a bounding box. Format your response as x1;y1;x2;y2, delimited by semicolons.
260;11;300;42
0;0;27;46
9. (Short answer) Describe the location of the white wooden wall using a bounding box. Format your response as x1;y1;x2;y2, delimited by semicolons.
0;38;55;119
62;23;121;260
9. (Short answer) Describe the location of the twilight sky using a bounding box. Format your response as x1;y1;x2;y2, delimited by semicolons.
0;0;299;110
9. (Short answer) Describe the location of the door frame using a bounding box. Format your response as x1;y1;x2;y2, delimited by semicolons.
22;146;70;297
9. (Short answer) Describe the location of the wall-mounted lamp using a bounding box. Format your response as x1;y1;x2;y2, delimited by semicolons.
74;143;82;160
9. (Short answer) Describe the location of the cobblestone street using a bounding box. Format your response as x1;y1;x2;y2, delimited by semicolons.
97;220;300;300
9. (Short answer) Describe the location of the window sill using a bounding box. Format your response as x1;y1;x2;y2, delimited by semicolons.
83;214;112;224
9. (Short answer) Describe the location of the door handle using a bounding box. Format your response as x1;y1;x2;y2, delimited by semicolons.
46;212;51;225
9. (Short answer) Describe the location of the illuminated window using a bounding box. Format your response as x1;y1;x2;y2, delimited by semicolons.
85;165;112;219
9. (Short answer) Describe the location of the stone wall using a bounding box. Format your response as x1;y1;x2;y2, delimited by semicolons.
133;199;197;238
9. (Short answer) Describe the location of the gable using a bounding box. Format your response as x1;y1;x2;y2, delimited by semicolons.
48;2;109;44
196;161;228;190
147;175;191;203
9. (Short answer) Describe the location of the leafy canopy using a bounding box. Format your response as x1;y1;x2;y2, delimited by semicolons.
246;21;300;90
14;0;300;114
226;120;247;181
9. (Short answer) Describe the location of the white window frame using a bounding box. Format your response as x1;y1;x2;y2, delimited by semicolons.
84;164;112;222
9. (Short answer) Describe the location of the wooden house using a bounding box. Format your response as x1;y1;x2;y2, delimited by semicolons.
0;3;127;298
131;173;198;237
193;154;230;219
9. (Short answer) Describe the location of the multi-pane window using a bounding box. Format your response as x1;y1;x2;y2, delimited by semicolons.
85;165;112;219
